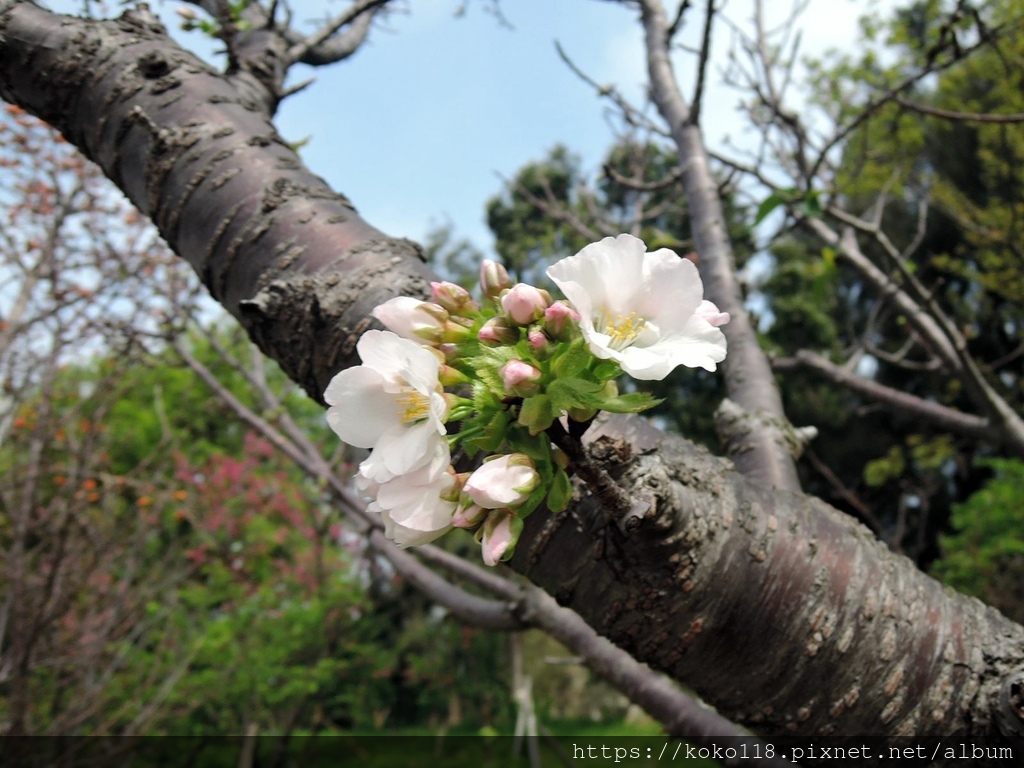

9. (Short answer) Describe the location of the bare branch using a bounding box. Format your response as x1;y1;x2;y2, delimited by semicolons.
638;0;801;491
776;350;992;441
895;96;1024;123
687;0;715;126
604;160;685;192
554;41;667;136
286;0;390;66
665;0;690;43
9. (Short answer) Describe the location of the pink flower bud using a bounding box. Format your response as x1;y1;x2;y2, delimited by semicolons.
464;453;539;509
499;359;542;398
373;297;448;344
543;301;580;341
501;283;552;326
527;329;549;352
480;509;523;566
431;281;478;314
480;259;513;298
451;503;487;529
477;316;519;346
695;300;730;328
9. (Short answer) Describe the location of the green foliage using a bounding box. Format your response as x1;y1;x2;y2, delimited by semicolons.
932;459;1024;623
2;325;517;736
486;146;591;284
759;0;1024;565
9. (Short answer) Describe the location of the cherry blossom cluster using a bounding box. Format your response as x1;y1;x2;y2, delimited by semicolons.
324;234;729;566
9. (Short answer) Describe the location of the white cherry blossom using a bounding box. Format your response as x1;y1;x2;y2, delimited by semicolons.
546;234;728;380
369;465;457;547
324;330;450;482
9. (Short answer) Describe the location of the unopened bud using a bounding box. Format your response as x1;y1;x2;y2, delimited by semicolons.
452;502;487;529
441;320;475;344
499;359;542;398
373;297;448;344
464;453;539;509
480;259;513;298
440;470;470;503
527;329;550;354
431;281;478;314
436;343;461;362
439;365;469;387
477;316;518;346
543;301;580;341
479;509;524;566
501;283;552;326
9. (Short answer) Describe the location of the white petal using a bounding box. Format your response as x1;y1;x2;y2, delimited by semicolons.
638;250;703;326
324;366;401;448
357;330;440;386
548;235;647;315
653;316;728;373
616;344;676;380
375;422;448;478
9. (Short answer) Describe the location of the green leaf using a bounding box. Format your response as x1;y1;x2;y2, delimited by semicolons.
547;377;603;411
590;360;621;381
468;408;511;453
597;391;663;414
801;190;823;218
754;192;786;225
546;468;573;513
551;339;591;379
517;394;557;435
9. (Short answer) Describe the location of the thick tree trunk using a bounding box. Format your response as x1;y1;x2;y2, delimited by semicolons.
0;0;433;401
2;2;1023;761
516;414;1024;758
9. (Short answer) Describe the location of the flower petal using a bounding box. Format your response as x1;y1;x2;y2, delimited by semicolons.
356;330;440;387
324;366;401;448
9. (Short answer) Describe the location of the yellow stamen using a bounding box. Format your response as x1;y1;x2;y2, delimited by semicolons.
397;390;431;424
601;308;647;351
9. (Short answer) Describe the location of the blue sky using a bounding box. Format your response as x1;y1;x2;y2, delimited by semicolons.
49;0;894;254
268;0;893;253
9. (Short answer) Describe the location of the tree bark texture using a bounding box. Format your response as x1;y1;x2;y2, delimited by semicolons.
0;0;434;402
515;415;1024;758
2;2;1023;761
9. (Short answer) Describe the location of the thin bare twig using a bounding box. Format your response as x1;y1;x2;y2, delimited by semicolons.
895;96;1024;123
687;0;715;125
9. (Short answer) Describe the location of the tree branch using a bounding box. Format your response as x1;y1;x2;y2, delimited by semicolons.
285;0;390;66
637;0;802;492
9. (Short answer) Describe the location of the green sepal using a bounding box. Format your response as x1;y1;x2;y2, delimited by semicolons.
499;513;526;563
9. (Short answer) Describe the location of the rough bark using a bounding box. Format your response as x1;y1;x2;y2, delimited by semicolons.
514;415;1024;761
0;0;434;402
2;2;1023;761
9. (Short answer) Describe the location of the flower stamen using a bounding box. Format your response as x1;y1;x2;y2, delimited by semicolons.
601;307;647;351
397;390;431;423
